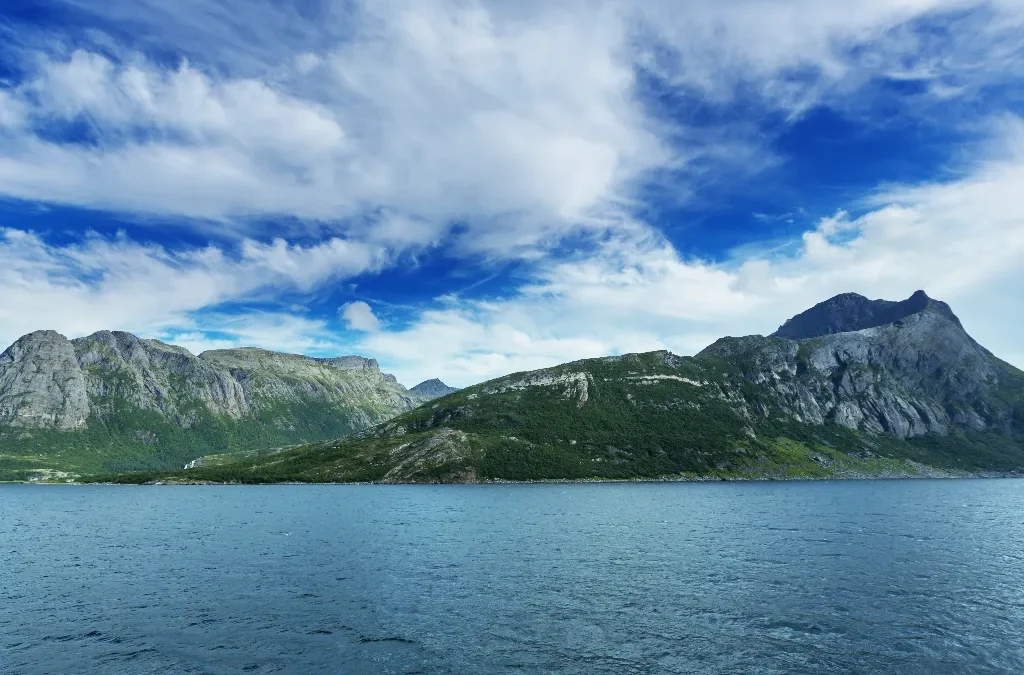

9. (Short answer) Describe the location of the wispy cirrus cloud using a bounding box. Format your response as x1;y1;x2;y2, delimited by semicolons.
160;312;345;357
0;227;384;347
0;1;664;256
4;1;1020;251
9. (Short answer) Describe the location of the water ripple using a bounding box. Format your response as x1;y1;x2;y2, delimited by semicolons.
1;480;1023;674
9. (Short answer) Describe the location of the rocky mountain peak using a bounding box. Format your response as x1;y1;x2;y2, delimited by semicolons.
3;329;67;350
0;329;89;430
410;378;459;400
315;355;381;372
197;349;382;373
771;290;960;340
73;330;195;363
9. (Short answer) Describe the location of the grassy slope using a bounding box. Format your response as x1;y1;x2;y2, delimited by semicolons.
82;427;1024;485
85;352;1024;484
0;398;374;481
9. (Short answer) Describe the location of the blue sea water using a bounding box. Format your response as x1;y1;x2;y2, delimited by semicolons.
1;480;1023;674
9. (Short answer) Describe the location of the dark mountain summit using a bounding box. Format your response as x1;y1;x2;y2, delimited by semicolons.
410;378;459;400
772;290;959;339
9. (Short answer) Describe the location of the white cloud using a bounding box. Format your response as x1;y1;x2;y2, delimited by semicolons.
1;0;1023;388
25;50;346;154
340;301;381;332
0;51;355;222
0;90;25;129
160;313;345;356
0;228;384;350
358;117;1024;387
4;0;1018;255
634;0;1024;115
0;3;663;254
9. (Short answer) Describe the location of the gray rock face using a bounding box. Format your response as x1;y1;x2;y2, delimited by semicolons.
772;290;959;339
410;378;459;401
703;300;1021;439
72;331;249;427
328;292;1023;485
0;331;89;430
199;348;419;430
380;292;1021;447
0;330;420;433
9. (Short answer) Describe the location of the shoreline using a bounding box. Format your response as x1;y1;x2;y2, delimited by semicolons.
11;469;1023;486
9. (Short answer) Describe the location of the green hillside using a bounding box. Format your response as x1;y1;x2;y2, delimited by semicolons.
89;348;1024;484
15;292;1024;484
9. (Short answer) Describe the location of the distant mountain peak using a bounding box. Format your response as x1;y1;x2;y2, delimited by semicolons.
772;290;960;340
410;378;459;400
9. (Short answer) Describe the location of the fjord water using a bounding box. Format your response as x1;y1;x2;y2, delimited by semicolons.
2;482;1023;675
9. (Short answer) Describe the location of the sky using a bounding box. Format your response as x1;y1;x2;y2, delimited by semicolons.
1;0;1023;388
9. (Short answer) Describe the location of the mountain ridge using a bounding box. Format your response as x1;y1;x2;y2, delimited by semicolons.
0;329;439;478
107;290;1024;484
771;290;962;339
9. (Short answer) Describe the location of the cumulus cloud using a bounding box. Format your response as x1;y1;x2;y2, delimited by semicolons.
3;0;1020;253
0;2;662;254
357;118;1024;386
0;228;384;349
0;50;353;222
0;0;1022;385
340;301;381;332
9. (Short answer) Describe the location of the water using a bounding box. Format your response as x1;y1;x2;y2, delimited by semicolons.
2;480;1023;675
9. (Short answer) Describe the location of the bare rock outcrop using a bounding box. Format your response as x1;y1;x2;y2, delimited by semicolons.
702;297;1020;439
0;331;89;430
0;331;423;434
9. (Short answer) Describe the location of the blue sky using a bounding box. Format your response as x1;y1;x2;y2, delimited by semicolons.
1;0;1023;387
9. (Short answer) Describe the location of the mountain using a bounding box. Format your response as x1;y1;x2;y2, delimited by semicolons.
138;291;1024;484
410;379;459;400
771;289;956;339
0;330;423;479
704;294;1016;438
